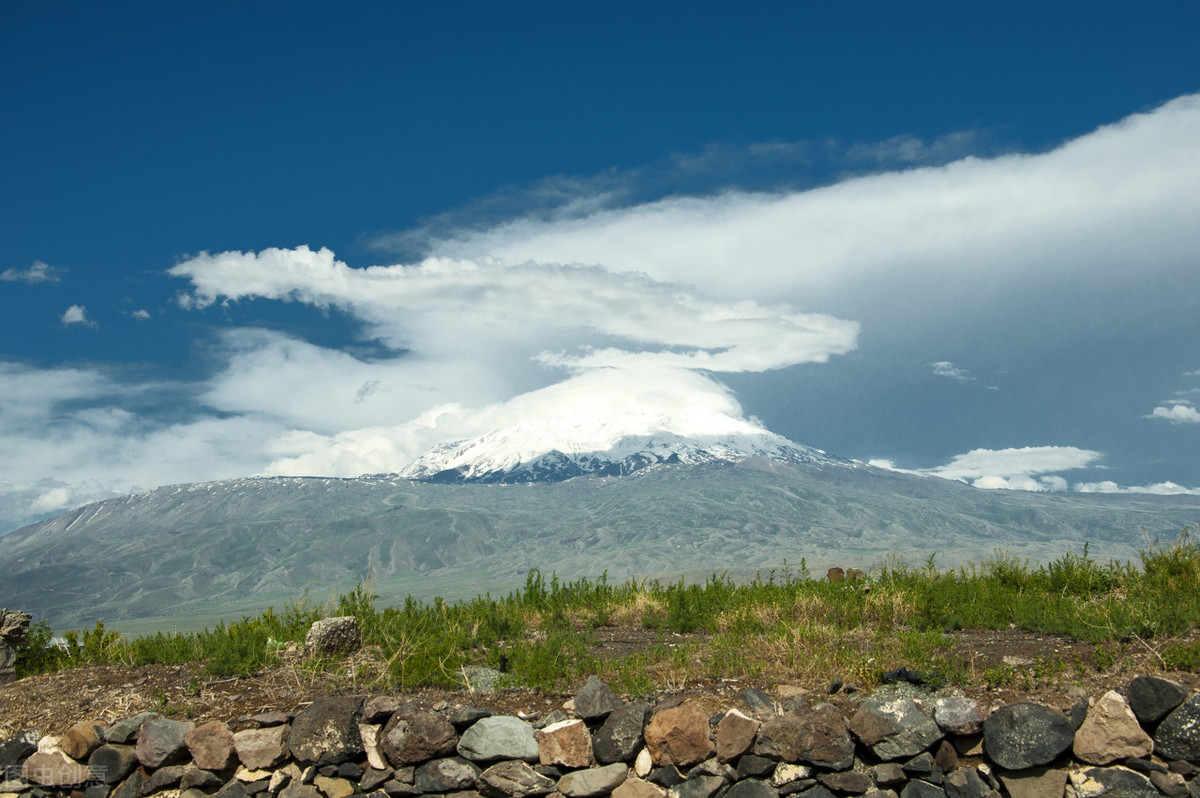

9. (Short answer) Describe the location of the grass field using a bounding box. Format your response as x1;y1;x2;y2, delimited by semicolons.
15;532;1200;695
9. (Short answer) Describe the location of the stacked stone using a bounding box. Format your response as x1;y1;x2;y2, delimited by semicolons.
2;674;1200;798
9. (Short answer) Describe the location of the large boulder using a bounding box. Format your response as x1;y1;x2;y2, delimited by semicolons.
982;702;1074;770
288;695;364;766
0;609;30;685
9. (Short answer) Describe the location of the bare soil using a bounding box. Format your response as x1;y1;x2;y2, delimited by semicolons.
3;625;1197;739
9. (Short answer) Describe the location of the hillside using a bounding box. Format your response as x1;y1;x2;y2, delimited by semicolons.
2;459;1197;631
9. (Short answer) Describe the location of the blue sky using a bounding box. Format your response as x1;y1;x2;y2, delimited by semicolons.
2;2;1199;532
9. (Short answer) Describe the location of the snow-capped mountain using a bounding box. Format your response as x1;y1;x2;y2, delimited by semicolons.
398;414;844;484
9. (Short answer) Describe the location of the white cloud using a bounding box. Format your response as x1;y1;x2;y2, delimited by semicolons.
61;304;92;326
0;260;60;284
931;361;973;381
1148;403;1200;425
1074;480;1200;496
873;446;1101;492
130;309;151;320
416;95;1200;334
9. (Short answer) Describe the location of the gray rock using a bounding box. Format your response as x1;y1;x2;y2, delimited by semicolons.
0;610;30;685
818;771;872;793
233;725;290;770
180;766;226;792
105;712;159;744
595;702;653;764
217;781;250;798
304;616;360;656
1155;695;1200;762
88;744;139;784
476;760;557;798
575;676;625;721
873;763;905;786
726;780;779;798
416;757;482;792
382;710;459;766
899;782;945;798
288;695;365;766
363;697;402;724
791;786;834;798
110;769;147;798
136;716;196;768
755;704;855;771
687;757;736;781
1150;770;1189;798
360;767;395;792
981;702;1074;770
738;755;777;779
942;770;989;798
558;762;629;797
461;666;505;693
851;695;943;761
144;763;190;792
932;697;984;736
458;716;539;762
667;775;726;798
1128;676;1188;724
450;706;495;729
741;689;777;718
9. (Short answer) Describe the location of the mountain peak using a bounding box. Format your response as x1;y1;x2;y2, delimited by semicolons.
398;417;841;484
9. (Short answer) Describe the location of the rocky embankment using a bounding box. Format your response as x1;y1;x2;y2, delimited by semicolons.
4;618;1200;798
2;670;1200;798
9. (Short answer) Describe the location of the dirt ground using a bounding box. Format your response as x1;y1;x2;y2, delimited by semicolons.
3;625;1197;739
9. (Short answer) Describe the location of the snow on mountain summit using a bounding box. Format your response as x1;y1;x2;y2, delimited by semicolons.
398;408;840;483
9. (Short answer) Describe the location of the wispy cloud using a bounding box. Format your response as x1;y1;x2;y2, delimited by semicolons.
1;260;60;284
60;305;94;327
930;361;974;382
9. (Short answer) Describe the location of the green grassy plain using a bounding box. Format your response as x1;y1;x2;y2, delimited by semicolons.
16;533;1200;695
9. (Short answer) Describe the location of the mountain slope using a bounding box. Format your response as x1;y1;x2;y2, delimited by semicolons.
2;459;1197;631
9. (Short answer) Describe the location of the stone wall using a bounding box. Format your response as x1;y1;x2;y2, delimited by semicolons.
2;673;1199;798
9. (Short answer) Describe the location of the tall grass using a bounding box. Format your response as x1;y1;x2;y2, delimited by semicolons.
15;531;1200;692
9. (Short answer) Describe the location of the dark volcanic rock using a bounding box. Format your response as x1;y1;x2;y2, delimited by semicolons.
982;702;1074;770
1156;695;1200;762
288;696;364;766
574;676;625;721
1128;675;1188;725
850;694;942;761
594;702;652;764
